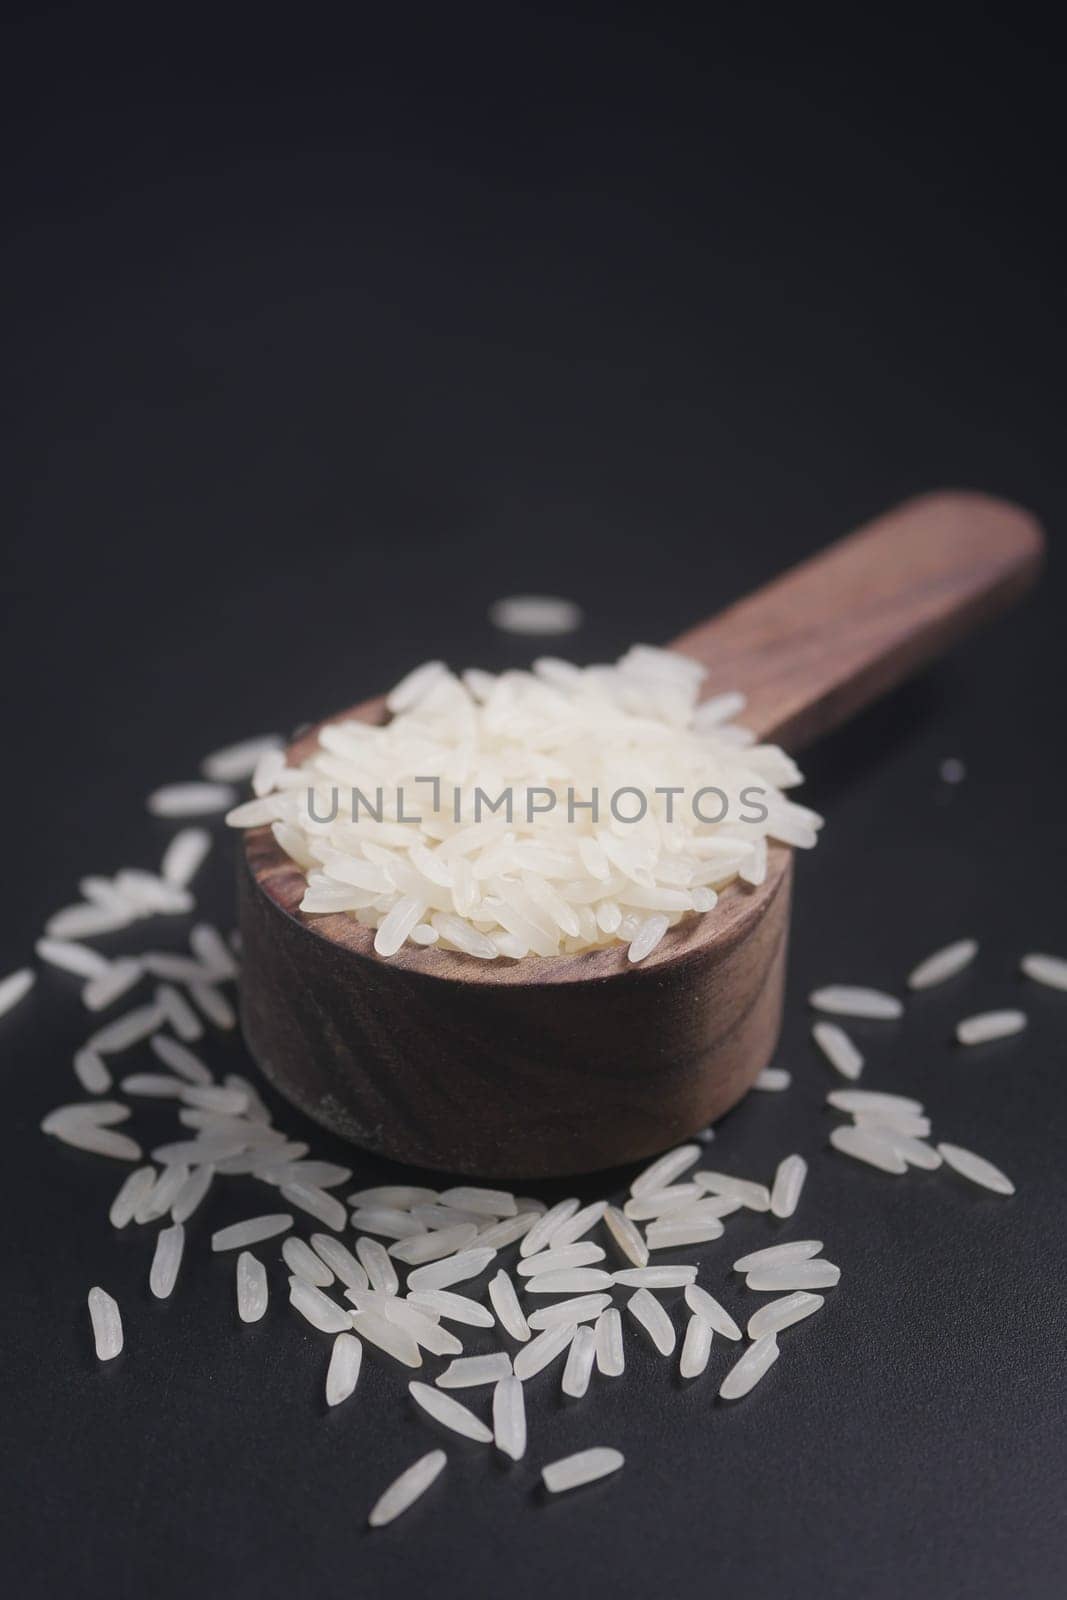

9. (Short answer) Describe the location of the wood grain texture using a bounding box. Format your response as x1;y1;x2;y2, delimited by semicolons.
671;491;1044;748
238;490;1043;1175
240;833;791;1176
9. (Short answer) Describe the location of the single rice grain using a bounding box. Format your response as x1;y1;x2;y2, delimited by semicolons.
907;937;978;990
409;1381;492;1442
809;986;903;1020
368;1450;446;1528
937;1142;1015;1195
493;1375;527;1459
236;1251;269;1322
542;1447;624;1494
88;1286;123;1360
326;1332;362;1405
719;1334;779;1399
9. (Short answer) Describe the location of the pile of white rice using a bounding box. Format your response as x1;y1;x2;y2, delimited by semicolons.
225;647;822;961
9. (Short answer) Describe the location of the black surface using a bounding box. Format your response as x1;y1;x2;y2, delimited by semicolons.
3;10;1065;1598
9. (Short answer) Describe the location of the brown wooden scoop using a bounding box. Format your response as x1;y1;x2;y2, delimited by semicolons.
238;491;1043;1177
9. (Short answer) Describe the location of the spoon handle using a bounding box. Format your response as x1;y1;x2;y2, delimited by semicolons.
670;490;1044;750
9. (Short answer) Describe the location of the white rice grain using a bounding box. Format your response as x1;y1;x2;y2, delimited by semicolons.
149;1036;213;1086
407;1289;494;1329
405;1248;497;1294
386;659;449;713
182;1084;248;1115
149;1223;185;1299
809;986;903;1020
160;827;212;887
348;1186;439;1209
512;1323;575;1379
603;1205;649;1268
548;1199;608;1248
487;1272;531;1342
937;1142;1015;1195
42;1100;130;1132
88;1286;123;1360
523;1268;614;1294
383;1302;462;1357
356;1238;399;1295
436;1353;512;1389
812;1020;864;1080
280;1183;347;1231
109;1166;157;1228
907;937;978;990
826;1089;924;1116
493;1375;527;1459
645;1219;725;1249
348;1309;422;1366
518;1197;582;1259
693;1171;771;1211
368;1450;446;1527
719;1334;779;1399
1020;952;1067;992
884;1134;943;1170
147;782;238;818
684;1284;742;1340
745;1260;841;1291
190;982;236;1031
747;1292;824;1340
189;923;238;981
476;1212;541;1250
630;1144;701;1197
679;1314;713;1378
733;1241;823;1272
373;897;427;959
628;913;670;963
542;1447;624;1494
955;1009;1027;1045
561;1324;597;1397
122;1073;187;1098
409;1381;492;1442
594;1308;625;1377
171;1164;214;1223
36;938;111;979
283;1236;335;1287
388;1226;479;1265
155;984;204;1043
626;1287;676;1355
438;1185;516;1218
623;1183;703;1221
201;734;283;783
212;1214;293;1251
88;1004;163;1055
46;903;133;939
829;1124;909;1174
137;1163;190;1222
236;1251;269;1322
517;1243;607;1277
289;1279;352;1334
753;1067;792;1091
49;1122;142;1161
326;1332;362;1405
852;1109;932;1138
526;1294;612;1331
74;1048;113;1094
613;1266;697;1289
312;1236;369;1291
770;1154;807;1219
489;596;583;636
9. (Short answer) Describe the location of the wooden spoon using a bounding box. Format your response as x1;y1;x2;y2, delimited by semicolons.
238;491;1043;1178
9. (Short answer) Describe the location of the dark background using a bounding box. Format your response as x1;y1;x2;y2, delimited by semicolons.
2;7;1065;1598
